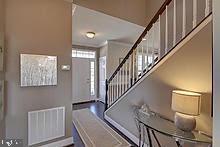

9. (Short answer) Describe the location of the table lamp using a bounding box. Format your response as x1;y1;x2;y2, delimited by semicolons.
172;90;201;132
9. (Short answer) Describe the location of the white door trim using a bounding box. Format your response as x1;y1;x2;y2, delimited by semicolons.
99;56;106;103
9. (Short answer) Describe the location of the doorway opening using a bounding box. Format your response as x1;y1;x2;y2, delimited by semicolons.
72;49;96;104
99;56;106;103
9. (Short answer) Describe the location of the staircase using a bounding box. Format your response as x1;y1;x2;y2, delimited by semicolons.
105;0;212;110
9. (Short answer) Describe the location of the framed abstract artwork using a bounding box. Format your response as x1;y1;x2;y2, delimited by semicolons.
20;54;57;87
0;80;4;120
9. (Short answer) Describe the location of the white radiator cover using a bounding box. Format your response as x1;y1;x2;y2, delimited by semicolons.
28;107;65;146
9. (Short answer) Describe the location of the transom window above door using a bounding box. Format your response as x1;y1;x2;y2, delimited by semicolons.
72;49;95;59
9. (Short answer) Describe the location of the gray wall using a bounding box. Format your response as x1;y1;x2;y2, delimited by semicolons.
213;0;220;146
106;20;212;146
4;0;72;146
0;0;5;139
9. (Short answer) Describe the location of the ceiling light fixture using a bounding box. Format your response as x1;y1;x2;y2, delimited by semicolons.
142;38;147;41
86;32;95;39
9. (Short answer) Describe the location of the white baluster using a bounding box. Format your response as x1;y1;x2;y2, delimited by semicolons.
135;49;138;80
109;82;111;106
111;82;113;105
165;5;169;53
205;0;210;17
182;0;186;38
119;69;121;97
148;30;152;69
109;82;112;105
141;42;145;75
124;63;126;91
110;80;112;105
136;47;139;78
129;55;132;87
132;51;135;82
107;83;109;106
173;0;177;46
193;0;197;28
146;32;149;70
158;16;161;60
133;50;136;81
122;65;124;94
152;23;155;66
124;60;128;91
116;74;118;99
108;83;111;105
113;82;115;102
117;74;119;99
108;83;110;105
124;62;127;91
126;63;128;90
121;68;123;95
113;78;116;103
122;67;124;94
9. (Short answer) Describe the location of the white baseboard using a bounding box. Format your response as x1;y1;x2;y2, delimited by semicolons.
72;98;98;104
104;114;149;146
104;114;139;145
40;137;73;147
97;98;105;104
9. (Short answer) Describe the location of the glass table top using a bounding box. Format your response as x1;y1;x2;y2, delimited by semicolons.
135;109;212;144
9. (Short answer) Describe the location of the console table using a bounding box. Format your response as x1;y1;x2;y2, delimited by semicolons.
135;109;212;147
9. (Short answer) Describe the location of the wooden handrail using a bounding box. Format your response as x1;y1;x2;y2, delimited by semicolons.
108;0;172;82
106;0;212;110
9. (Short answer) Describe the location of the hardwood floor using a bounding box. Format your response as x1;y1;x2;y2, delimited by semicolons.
71;101;137;147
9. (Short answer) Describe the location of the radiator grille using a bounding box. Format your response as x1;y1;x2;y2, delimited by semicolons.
28;107;65;146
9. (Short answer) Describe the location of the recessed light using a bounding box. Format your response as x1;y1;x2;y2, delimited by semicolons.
86;32;95;39
142;38;147;41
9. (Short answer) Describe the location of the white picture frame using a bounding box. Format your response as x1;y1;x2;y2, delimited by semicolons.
20;54;58;87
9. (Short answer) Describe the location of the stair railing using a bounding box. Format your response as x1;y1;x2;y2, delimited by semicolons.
105;0;212;110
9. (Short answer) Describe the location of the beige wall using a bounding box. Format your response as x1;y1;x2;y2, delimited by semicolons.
145;0;164;25
213;0;220;146
0;0;5;139
72;0;167;27
106;20;212;146
5;0;72;146
73;0;148;26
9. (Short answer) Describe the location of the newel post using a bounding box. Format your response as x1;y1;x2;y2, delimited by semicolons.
105;79;108;111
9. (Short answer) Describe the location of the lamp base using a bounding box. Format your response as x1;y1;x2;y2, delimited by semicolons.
174;112;196;132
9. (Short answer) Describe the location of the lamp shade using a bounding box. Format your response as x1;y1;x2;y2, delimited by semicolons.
172;90;201;116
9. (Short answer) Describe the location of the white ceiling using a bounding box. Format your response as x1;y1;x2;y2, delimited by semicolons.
72;5;145;48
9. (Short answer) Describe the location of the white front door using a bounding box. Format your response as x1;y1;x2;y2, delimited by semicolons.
72;57;92;104
99;56;106;103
